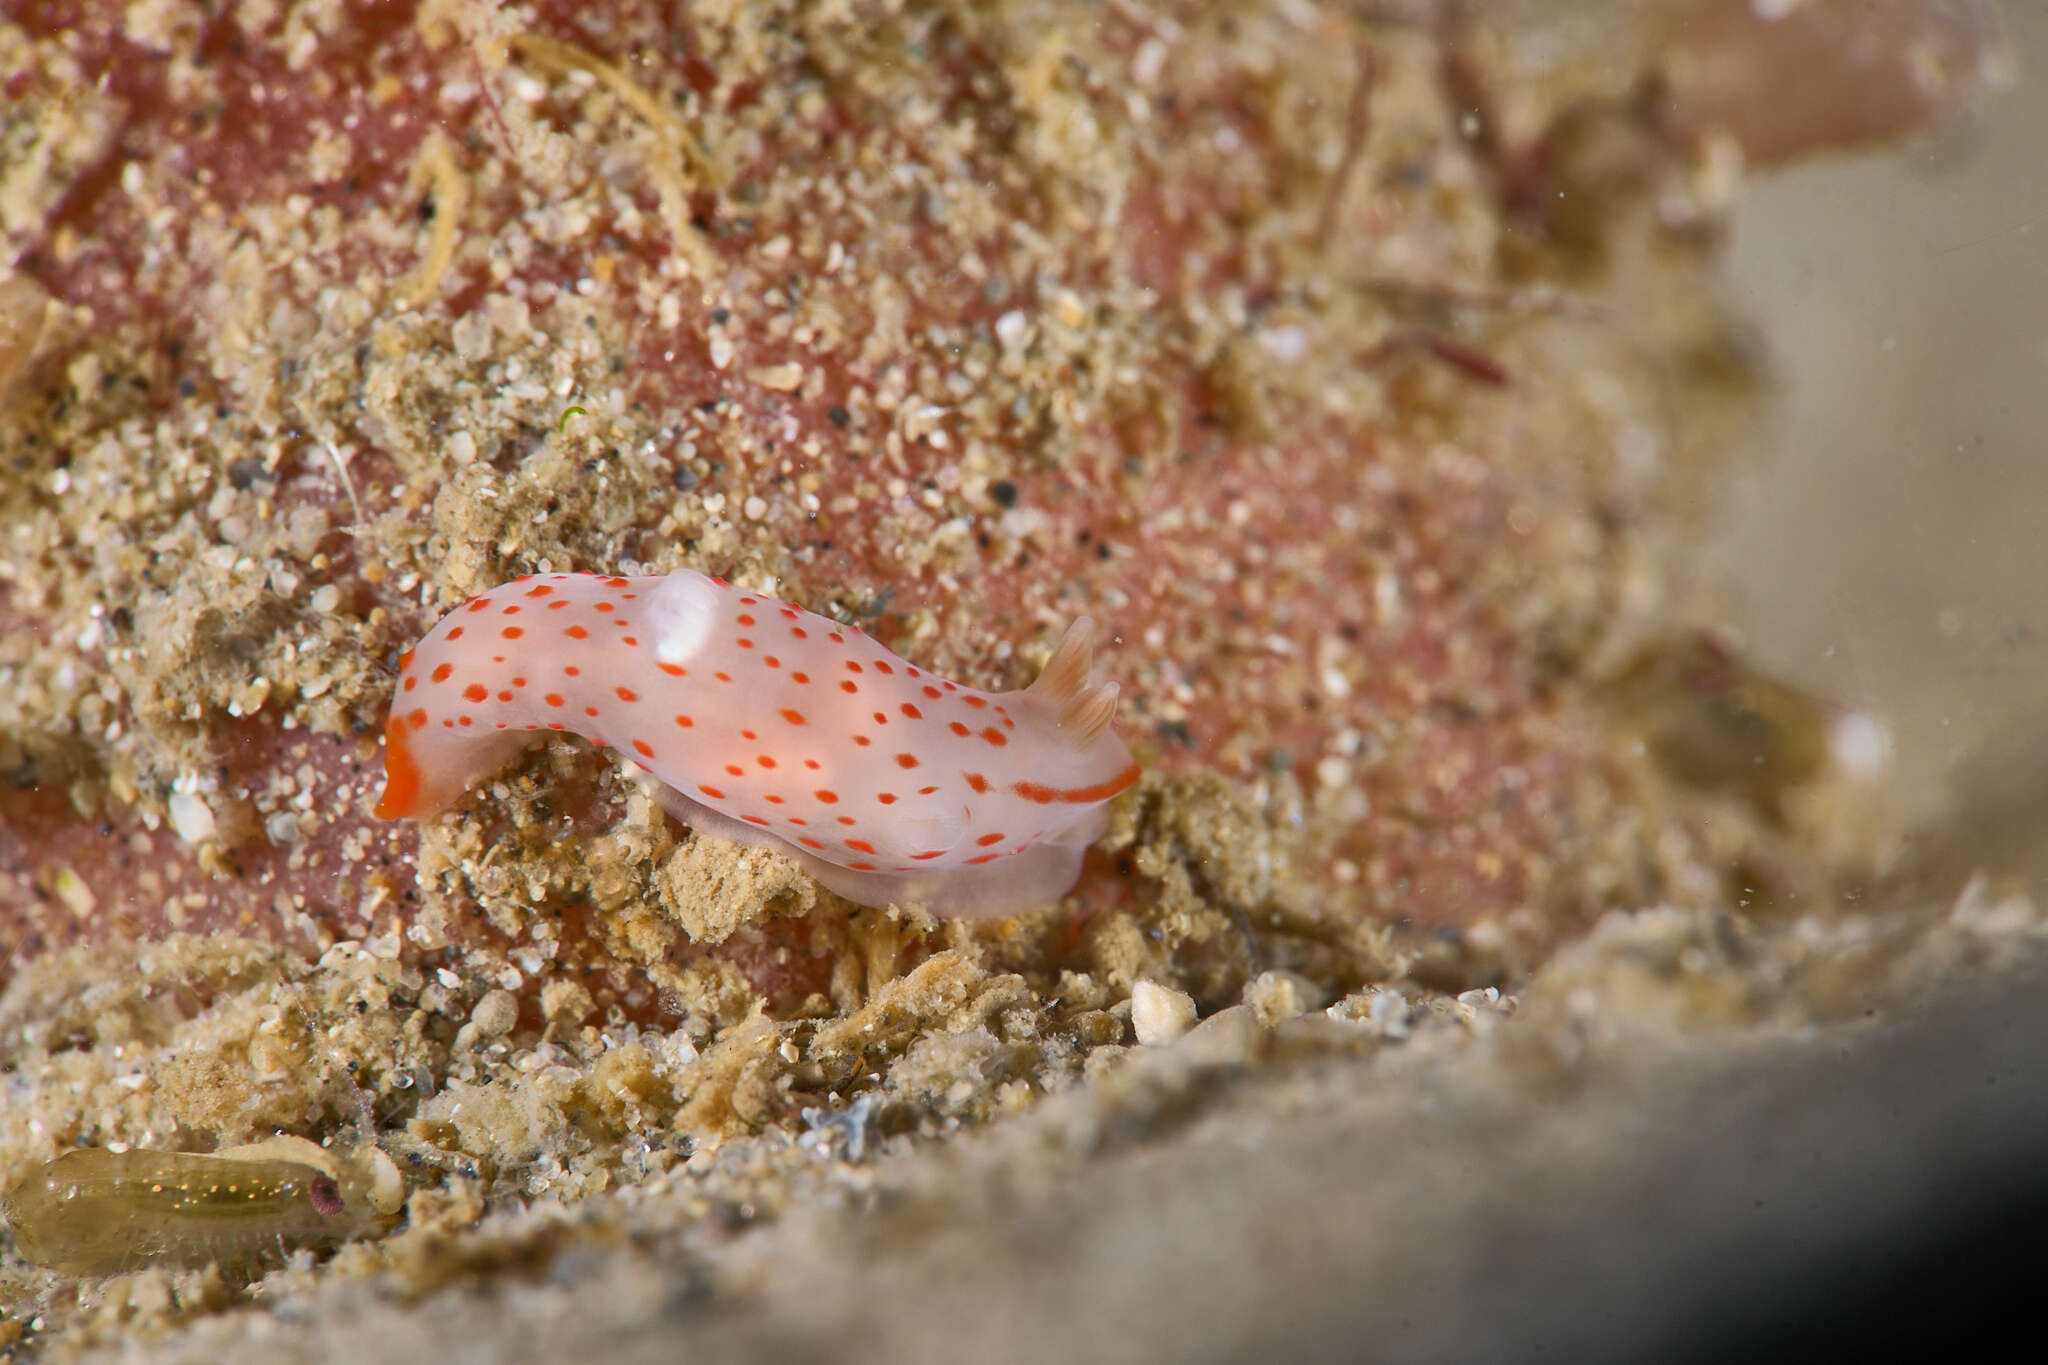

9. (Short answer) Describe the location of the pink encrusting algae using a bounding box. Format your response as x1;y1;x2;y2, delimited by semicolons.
376;571;1138;916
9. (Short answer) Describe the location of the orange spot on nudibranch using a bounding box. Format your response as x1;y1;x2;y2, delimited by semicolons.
674;714;694;727
791;672;810;684
463;683;488;702
545;693;565;707
431;663;454;683
565;625;589;639
403;676;418;692
633;740;655;758
781;709;807;725
658;662;687;676
815;789;840;803
446;626;464;641
877;792;898;804
982;728;1008;747
965;773;990;793
798;837;825;849
900;703;923;720
502;626;524;639
977;832;1006;846
962;696;988;709
949;721;970;736
616;687;638;702
840;681;859;694
699;785;725;799
895;754;920;769
526;584;555;597
847;839;876;854
406;708;429;730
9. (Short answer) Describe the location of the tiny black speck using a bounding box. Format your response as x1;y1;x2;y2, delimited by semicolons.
989;480;1019;508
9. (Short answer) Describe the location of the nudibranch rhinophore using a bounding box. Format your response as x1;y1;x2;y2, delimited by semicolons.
375;570;1138;916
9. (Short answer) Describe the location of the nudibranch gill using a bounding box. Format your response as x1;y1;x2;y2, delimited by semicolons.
375;570;1138;916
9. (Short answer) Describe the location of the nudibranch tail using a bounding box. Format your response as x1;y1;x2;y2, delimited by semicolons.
375;571;1138;917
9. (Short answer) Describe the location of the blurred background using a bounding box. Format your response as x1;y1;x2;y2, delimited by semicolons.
1706;1;2046;847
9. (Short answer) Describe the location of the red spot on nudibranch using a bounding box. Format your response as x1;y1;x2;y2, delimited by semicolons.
403;676;418;692
757;755;777;768
498;690;514;701
918;785;939;795
847;862;877;871
736;638;754;649
965;853;1002;865
715;672;732;683
674;714;694;727
595;602;614;613
466;597;492;613
900;703;923;720
743;815;772;827
463;683;488;702
847;839;876;854
949;722;970;736
406;708;429;730
548;599;569;610
874;662;894;675
804;759;821;770
446;627;464;641
564;666;580;676
502;604;521;615
798;837;825;849
633;740;655;758
877;792;898;804
853;735;872;747
895;753;920;769
616;687;638;702
791;627;808;639
845;661;863;673
815;789;840;803
431;663;454;683
545;693;565;707
502;626;524;639
962;696;988;709
658;662;687;676
585;706;600;717
911;850;944;861
565;625;589;639
781;709;807;725
965;773;990;793
737;614;756;626
763;656;780;668
922;686;941;699
840;681;859;694
725;764;745;777
699;785;726;799
982;728;1008;747
977;832;1006;846
791;672;811;684
526;584;554;597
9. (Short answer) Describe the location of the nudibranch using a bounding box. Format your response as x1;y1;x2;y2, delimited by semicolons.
375;570;1138;916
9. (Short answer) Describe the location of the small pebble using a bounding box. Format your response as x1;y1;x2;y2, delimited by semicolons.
1131;981;1197;1045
